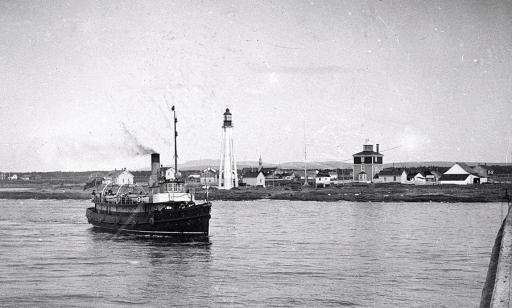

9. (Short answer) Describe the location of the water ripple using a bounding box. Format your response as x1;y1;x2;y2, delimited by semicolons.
0;199;503;307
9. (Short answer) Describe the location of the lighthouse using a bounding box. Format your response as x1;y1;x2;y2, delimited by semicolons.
218;108;238;189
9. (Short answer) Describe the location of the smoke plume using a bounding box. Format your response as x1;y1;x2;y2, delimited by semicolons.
120;123;155;155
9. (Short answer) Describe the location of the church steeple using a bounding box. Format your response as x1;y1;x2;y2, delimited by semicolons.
258;155;262;172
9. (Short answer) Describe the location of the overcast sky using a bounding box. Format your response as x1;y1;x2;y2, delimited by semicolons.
1;1;511;171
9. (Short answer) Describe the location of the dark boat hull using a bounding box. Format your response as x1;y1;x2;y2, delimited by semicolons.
86;202;211;237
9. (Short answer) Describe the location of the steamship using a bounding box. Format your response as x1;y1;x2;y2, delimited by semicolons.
85;107;211;237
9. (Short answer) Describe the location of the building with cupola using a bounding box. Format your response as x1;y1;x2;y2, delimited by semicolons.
352;143;383;182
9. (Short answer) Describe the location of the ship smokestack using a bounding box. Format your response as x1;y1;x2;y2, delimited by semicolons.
149;153;160;186
151;153;160;173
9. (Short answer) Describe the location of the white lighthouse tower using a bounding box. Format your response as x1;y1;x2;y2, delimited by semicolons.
218;108;238;189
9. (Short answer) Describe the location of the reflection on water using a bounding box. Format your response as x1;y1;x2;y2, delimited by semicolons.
83;227;213;307
0;199;505;307
89;228;211;244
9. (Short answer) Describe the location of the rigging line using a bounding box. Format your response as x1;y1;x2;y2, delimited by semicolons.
380;145;402;152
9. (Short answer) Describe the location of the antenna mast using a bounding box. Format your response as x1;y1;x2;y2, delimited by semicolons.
303;120;308;186
172;106;178;177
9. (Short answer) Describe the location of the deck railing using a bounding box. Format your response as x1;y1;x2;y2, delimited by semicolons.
93;195;143;205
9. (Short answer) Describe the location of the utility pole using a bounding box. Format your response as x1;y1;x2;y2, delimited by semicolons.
171;106;178;178
303;120;308;186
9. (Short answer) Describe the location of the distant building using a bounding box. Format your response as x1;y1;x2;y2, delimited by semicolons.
0;173;5;180
299;170;318;184
416;170;442;185
428;171;443;184
241;169;265;187
337;168;353;183
200;168;218;186
411;172;427;185
8;174;18;181
261;167;277;179
328;171;338;181
186;174;200;183
473;165;512;183
280;171;298;181
399;168;443;185
352;143;383;182
103;169;134;185
315;171;331;187
439;163;485;185
374;168;406;183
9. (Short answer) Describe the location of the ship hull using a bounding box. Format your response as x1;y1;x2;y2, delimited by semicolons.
86;202;211;237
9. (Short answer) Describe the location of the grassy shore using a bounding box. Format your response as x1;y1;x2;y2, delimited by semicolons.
0;182;508;203
196;184;510;203
0;183;91;200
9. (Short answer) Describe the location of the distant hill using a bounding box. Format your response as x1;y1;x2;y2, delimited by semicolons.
178;160;262;171
178;160;353;170
179;160;511;171
384;161;511;169
383;161;456;168
2;160;509;175
277;161;352;170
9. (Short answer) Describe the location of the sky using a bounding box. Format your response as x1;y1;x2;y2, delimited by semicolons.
1;0;511;171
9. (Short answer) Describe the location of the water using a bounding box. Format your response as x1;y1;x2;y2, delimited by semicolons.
0;199;504;307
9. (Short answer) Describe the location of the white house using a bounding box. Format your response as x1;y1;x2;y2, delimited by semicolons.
374;169;406;183
439;163;484;185
315;171;331;187
8;174;18;181
411;172;428;185
242;170;265;187
280;171;297;181
104;169;134;185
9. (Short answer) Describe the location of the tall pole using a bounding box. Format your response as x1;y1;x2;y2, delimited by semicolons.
172;106;178;177
303;120;308;186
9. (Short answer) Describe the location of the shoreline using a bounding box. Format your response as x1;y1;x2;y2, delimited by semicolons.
0;183;508;203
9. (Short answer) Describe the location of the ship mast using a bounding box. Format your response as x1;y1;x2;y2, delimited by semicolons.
172;106;178;177
303;120;308;186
